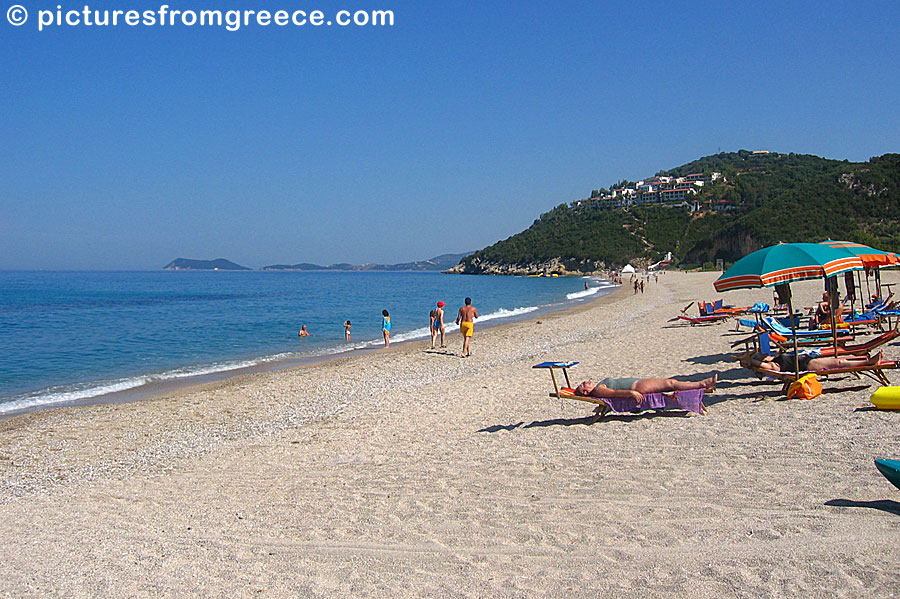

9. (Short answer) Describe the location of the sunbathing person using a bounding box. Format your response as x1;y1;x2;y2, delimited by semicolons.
742;350;884;373
813;291;844;327
574;374;717;405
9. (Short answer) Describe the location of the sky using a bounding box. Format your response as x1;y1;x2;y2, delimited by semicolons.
2;0;899;270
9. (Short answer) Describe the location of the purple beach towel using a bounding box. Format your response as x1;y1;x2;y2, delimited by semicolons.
596;389;705;415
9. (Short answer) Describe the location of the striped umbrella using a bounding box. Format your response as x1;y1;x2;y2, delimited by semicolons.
819;240;900;305
715;243;864;292
716;243;865;375
818;240;900;268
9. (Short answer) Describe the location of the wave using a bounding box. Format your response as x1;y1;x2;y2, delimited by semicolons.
357;305;541;346
0;353;297;415
566;280;618;299
567;287;601;299
0;289;606;415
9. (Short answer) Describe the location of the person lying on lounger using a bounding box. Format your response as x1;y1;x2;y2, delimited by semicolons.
573;374;718;405
741;350;884;373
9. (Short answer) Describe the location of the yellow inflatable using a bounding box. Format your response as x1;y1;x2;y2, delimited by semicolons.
871;386;900;410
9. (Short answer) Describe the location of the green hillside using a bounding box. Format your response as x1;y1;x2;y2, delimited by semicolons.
453;151;900;274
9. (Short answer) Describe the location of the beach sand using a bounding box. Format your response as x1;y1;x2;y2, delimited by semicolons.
1;272;898;597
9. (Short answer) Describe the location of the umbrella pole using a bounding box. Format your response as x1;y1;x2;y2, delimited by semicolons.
856;270;863;315
786;291;800;377
826;276;839;356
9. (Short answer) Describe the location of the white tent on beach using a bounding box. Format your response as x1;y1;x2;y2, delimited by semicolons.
621;264;636;273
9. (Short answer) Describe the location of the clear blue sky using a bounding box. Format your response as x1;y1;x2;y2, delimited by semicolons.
2;0;898;269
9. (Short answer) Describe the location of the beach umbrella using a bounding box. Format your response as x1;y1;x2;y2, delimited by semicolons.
819;240;900;302
818;240;900;268
715;243;865;374
715;243;865;292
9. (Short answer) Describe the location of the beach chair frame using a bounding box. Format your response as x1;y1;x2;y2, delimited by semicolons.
745;362;898;395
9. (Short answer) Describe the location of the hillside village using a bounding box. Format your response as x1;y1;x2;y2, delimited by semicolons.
571;171;724;210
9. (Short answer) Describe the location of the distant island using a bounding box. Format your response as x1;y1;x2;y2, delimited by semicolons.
164;258;250;271
448;151;900;275
163;253;472;272
260;252;472;272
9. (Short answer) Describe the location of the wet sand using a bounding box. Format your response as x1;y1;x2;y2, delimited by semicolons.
0;271;898;597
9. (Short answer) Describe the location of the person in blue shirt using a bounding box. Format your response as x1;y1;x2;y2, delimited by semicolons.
381;309;391;348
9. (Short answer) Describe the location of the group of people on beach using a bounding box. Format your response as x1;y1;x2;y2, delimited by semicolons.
428;298;479;357
383;298;479;356
298;297;480;357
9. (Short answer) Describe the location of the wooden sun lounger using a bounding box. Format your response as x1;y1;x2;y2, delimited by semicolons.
731;331;855;355
746;361;898;394
738;329;900;358
798;329;898;357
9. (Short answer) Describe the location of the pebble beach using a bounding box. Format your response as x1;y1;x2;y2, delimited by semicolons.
1;271;898;597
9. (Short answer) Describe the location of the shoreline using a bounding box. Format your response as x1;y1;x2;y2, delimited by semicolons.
0;280;621;421
1;271;898;597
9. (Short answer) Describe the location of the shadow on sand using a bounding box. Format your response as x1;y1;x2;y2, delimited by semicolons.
477;410;693;433
423;349;457;357
825;498;900;516
683;353;736;366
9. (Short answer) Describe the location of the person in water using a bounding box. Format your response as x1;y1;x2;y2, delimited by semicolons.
381;310;391;348
574;374;718;405
343;320;351;342
455;297;479;358
298;325;311;337
429;301;446;349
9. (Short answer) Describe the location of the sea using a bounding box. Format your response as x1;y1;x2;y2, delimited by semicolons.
0;270;616;416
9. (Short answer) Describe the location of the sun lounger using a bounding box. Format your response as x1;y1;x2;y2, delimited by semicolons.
533;361;707;418
866;292;894;312
549;388;706;419
671;301;732;326
761;317;855;341
786;329;898;357
735;328;896;359
741;349;898;393
675;313;731;326
736;327;854;350
700;299;750;315
748;361;898;393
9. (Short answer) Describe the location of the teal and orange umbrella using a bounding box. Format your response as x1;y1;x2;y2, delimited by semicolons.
818;240;900;268
715;243;865;374
819;240;899;303
714;243;864;292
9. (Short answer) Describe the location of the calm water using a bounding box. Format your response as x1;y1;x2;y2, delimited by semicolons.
0;270;615;414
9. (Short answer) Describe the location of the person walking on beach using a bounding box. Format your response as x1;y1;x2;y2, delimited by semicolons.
429;301;446;349
455;297;479;358
381;310;391;348
343;320;351;342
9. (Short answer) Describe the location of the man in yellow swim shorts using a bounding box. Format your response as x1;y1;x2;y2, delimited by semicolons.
455;297;479;358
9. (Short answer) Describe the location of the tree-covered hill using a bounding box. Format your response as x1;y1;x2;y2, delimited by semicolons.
451;151;900;274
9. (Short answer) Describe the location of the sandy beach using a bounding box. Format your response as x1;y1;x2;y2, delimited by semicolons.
1;271;898;598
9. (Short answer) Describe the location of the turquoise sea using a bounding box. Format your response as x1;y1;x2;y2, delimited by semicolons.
0;270;615;415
